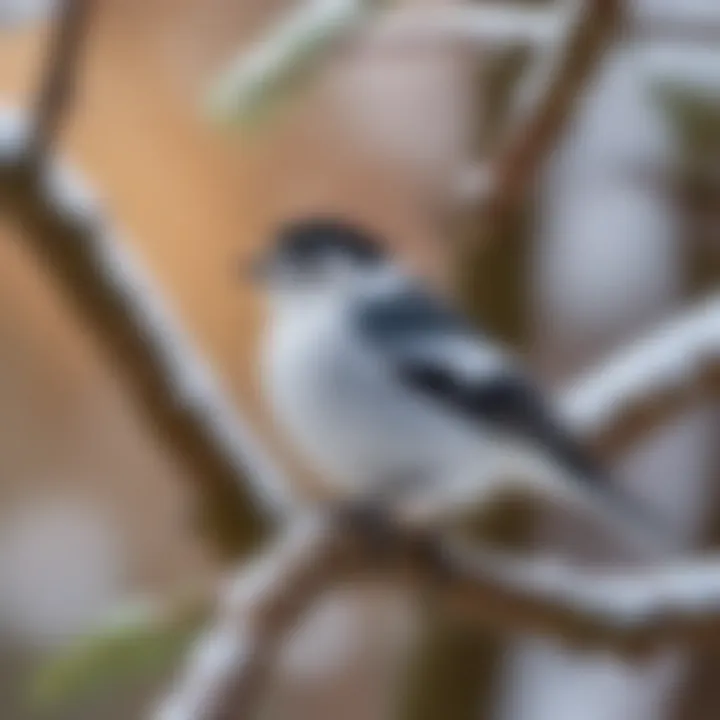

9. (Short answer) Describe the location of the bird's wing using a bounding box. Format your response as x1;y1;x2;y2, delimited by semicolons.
354;286;603;484
353;284;675;553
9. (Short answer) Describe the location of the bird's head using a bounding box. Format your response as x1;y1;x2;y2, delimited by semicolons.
246;218;389;304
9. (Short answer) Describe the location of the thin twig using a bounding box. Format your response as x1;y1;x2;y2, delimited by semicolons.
26;0;93;168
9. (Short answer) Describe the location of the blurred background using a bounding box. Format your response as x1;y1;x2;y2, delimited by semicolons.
0;0;718;718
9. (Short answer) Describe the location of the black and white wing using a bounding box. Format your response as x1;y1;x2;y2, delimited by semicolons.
354;285;604;485
353;283;674;553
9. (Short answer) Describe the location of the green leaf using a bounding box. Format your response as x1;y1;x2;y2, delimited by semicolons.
29;595;209;714
206;0;378;131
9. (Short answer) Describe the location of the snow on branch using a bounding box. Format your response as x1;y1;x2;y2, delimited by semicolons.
0;128;295;547
360;4;720;53
154;513;353;720
0;0;295;555
364;3;560;51
448;0;620;232
156;505;720;720
26;0;92;166
562;293;720;454
425;536;720;657
207;0;375;126
478;0;621;215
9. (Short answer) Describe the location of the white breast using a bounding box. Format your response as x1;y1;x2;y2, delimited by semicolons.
260;300;492;497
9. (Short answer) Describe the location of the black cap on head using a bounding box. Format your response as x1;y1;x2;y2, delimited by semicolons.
274;217;385;266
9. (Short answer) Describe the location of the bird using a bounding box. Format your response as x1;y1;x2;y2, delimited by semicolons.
250;217;667;555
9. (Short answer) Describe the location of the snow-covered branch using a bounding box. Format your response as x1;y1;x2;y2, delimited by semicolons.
357;4;720;53
157;503;720;720
26;0;92;166
478;0;621;214
207;0;375;125
364;3;560;51
0;106;294;551
154;513;354;720
562;293;720;454
0;0;294;555
428;538;720;657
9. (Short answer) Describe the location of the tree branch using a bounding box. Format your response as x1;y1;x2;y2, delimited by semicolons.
454;0;620;336
364;3;559;51
2;0;297;552
154;513;357;720
27;0;93;168
0;106;295;554
0;0;297;557
207;0;375;126
561;293;720;455
482;0;621;216
421;538;720;657
157;504;720;720
364;4;720;53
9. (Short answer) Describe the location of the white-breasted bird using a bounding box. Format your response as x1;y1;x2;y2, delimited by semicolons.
251;217;665;553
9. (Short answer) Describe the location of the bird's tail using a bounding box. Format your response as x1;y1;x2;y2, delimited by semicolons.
565;477;681;561
502;445;680;561
509;411;681;560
